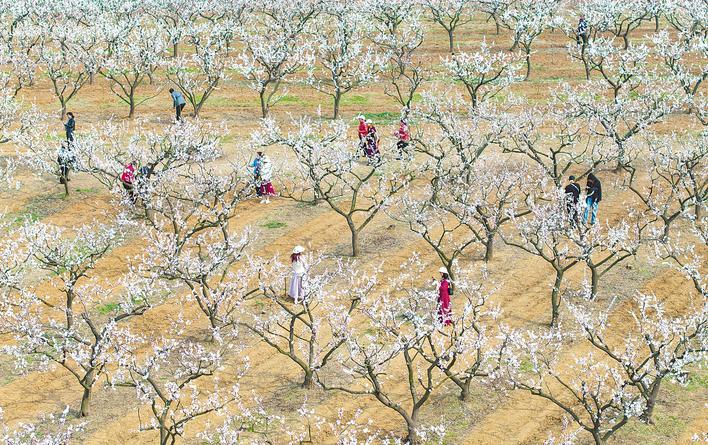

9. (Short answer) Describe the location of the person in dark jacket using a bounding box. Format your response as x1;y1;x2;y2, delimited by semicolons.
564;175;581;224
64;112;75;142
576;15;588;45
583;173;602;224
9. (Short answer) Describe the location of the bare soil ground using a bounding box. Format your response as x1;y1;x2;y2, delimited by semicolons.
0;16;705;445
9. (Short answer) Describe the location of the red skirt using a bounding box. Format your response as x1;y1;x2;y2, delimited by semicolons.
260;181;276;196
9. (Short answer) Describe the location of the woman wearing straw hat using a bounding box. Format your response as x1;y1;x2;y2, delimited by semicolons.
288;245;306;303
434;266;452;326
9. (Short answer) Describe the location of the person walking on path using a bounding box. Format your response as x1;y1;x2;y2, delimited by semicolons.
288;245;306;303
564;175;581;224
169;88;187;122
393;118;411;160
64;112;75;143
433;267;452;326
583;173;602;225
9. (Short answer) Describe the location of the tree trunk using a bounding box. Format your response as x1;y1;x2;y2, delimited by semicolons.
591;429;604;445
589;264;599;300
550;269;564;326
302;370;316;389
447;29;454;53
459;378;472;401
79;369;95;417
350;223;359;257
172;42;179;58
405;415;420;445
128;92;135;118
484;233;494;262
615;142;625;171
333;91;341;120
523;49;531;81
259;90;268;118
641;380;661;424
79;386;92;417
62;176;69;197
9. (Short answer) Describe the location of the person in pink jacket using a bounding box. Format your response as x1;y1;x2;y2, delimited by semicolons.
120;161;137;203
434;266;452;326
393;118;411;160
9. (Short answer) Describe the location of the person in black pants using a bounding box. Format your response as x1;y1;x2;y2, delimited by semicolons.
169;88;187;122
583;173;602;224
57;141;74;185
64;112;75;143
564;175;581;224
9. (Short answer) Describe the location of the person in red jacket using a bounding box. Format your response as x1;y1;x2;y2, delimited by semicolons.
434;267;452;326
357;115;368;156
393;118;411;160
120;161;137;203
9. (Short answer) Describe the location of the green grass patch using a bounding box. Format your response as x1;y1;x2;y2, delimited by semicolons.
685;370;708;391
365;111;400;125
278;94;303;105
75;187;99;194
262;221;287;229
97;302;120;314
341;94;368;106
612;412;688;445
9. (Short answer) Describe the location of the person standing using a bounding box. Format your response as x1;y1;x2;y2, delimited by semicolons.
169;88;187;122
364;119;380;163
288;245;306;303
393;118;411;160
357;115;368;156
564;175;581;224
583;173;602;225
576;15;588;46
433;267;452;326
250;152;263;198
57;141;75;185
64;112;75;143
257;152;276;204
120;161;137;203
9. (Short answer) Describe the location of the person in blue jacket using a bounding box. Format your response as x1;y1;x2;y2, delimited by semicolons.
169;88;187;121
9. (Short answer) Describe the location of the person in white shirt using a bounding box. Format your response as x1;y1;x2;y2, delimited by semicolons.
288;245;306;303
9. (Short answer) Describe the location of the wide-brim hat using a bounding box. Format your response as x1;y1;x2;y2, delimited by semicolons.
357;114;365;120
293;245;305;254
365;119;373;124
439;267;448;274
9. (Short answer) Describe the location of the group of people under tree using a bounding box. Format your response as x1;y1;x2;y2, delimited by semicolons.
565;173;603;225
357;114;412;163
286;243;453;327
250;151;276;204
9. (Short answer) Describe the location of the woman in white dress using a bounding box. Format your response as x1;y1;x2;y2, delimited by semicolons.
288;245;306;303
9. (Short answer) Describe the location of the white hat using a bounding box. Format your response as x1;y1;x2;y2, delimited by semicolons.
438;267;448;274
365;119;373;124
357;114;365;120
293;245;305;254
